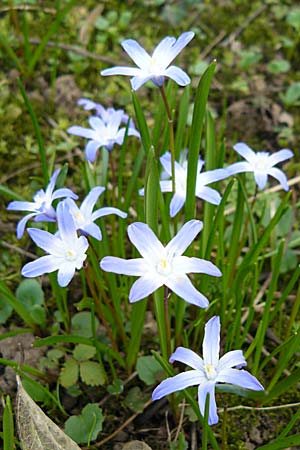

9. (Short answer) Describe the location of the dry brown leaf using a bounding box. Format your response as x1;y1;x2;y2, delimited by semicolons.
16;376;81;450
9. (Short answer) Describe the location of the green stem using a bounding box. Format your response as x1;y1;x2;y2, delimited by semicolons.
159;85;175;193
164;286;172;358
84;263;119;353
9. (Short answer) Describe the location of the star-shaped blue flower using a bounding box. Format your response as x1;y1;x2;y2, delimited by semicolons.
101;32;194;90
152;316;264;425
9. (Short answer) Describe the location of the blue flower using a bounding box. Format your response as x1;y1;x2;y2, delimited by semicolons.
100;220;221;307
21;201;88;287
77;98;136;129
65;186;127;241
152;316;264;425
227;143;293;190
101;32;194;90
7;169;77;239
140;151;229;217
67;110;140;163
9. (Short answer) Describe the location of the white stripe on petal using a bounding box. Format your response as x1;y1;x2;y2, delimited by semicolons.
67;126;95;140
254;171;268;190
203;316;220;367
100;257;148;276
268;149;293;166
199;168;229;186
173;256;221;277
170;193;186;217
130;75;153;90
217;350;246;372
268;167;289;191
27;228;62;256
169;347;205;371
196;186;221;205
128;222;165;261
92;206;127;221
162;32;195;68
57;262;76;287
216;368;264;391
233;142;256;163
226;161;253;176
85;140;101;163
101;66;142;77
152;370;203;400
163;66;191;86
166;220;203;257
129;275;162;302
121;39;151;68
80;186;105;217
165;274;209;308
198;381;218;425
152;36;176;61
22;255;60;278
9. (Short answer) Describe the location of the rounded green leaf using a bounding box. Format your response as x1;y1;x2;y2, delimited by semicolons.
64;403;104;444
60;359;79;388
79;361;105;386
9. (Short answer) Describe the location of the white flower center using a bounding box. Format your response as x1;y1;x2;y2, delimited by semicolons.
254;152;270;172
75;210;85;227
205;363;217;380
156;258;172;276
149;57;162;75
65;249;77;261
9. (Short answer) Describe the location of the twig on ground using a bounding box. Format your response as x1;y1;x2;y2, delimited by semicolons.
93;398;153;447
0;240;38;260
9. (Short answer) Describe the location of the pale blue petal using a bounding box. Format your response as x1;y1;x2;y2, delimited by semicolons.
226;161;253;175
77;235;89;254
152;370;203;400
7;201;37;212
56;201;77;245
268;167;289;191
80;223;102;241
107;110;124;136
115;128;126;146
101;66;142;77
254;171;268;190
216;368;264;391
85;140;101;163
52;188;78;201
92;206;127;221
46;169;60;196
169;347;205;371
203;316;220;367
127;127;141;139
80;186;105;217
159;151;172;176
199;168;229;185
139;187;145;196
34;213;56;222
22;255;60;278
170;193;186;217
57;262;76;287
163;66;191;86
89;116;105;132
162;32;195;68
233;142;256;163
16;213;37;239
67;125;95;139
196;186;222;205
121;39;151;68
166;220;203;257
129;275;162;302
268;149;293;166
100;257;148;276
152;36;176;61
27;228;62;255
173;256;222;277
218;350;246;372
159;180;173;193
127;222;165;261
198;382;218;425
130;75;153;90
165;274;209;308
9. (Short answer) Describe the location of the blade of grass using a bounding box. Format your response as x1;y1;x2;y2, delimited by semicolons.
17;78;49;184
3;396;15;450
185;61;216;220
28;0;78;75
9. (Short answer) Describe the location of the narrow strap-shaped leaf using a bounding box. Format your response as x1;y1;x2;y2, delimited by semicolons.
185;61;216;220
132;91;151;154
